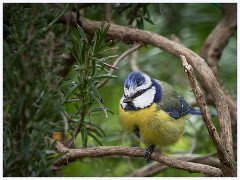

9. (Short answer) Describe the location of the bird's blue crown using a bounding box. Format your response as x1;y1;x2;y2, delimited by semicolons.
124;72;145;89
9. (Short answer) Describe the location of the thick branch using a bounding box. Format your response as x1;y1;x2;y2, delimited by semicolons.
47;137;223;177
200;4;236;80
130;154;221;177
180;55;236;176
200;4;237;154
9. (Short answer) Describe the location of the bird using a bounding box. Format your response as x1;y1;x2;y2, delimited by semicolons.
119;71;202;162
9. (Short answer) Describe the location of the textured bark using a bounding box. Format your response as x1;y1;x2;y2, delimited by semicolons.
200;4;237;160
47;137;223;177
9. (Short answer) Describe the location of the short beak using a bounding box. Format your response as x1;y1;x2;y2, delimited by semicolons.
123;97;133;103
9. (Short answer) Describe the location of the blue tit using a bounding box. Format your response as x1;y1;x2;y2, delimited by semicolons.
119;71;201;162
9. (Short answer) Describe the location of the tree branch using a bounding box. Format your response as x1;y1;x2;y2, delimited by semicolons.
180;55;236;176
46;137;223;177
180;55;222;152
96;44;143;89
130;153;221;177
200;4;236;81
104;4;112;22
199;4;237;158
67;107;85;148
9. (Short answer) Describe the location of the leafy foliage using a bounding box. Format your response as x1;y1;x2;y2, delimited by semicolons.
63;22;116;148
3;3;117;176
3;4;69;176
113;3;154;29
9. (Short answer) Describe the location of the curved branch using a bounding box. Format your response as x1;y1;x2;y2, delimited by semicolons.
199;4;237;155
47;137;223;177
180;55;236;176
96;43;143;89
130;153;220;177
200;4;236;80
180;55;222;152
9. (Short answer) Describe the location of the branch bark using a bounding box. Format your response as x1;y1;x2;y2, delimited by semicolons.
47;137;223;177
130;153;221;177
104;4;112;22
96;44;143;89
199;4;237;158
200;4;236;81
180;55;236;176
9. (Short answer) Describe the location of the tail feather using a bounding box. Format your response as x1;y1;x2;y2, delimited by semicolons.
189;108;216;117
189;108;202;116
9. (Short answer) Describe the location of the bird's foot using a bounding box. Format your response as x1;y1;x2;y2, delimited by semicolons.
144;145;156;163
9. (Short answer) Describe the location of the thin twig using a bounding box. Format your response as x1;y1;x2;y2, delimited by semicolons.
180;55;236;176
130;153;220;177
199;4;237;159
96;44;143;89
67;109;85;148
46;137;223;177
129;50;140;71
104;4;112;22
180;55;222;152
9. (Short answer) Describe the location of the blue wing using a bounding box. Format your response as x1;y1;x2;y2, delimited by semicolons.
164;96;201;119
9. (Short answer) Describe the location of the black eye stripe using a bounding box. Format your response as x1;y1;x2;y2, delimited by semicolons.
132;85;153;99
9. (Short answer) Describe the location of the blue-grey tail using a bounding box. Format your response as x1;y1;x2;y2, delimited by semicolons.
189;108;202;116
189;108;216;117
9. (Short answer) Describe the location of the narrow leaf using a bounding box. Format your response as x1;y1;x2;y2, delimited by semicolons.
88;132;103;146
81;126;88;147
64;83;79;102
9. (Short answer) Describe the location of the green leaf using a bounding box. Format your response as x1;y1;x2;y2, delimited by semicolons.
95;40;112;53
13;95;26;126
92;26;101;53
91;57;96;76
88;131;102;146
78;27;88;43
93;74;117;80
67;47;79;63
85;120;106;138
89;93;108;118
98;24;110;45
144;17;155;25
90;107;114;116
64;83;79;102
80;41;87;64
90;84;101;98
81;126;88;148
96;64;109;74
137;18;144;29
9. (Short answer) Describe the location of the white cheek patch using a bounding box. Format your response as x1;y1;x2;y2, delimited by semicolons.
133;86;156;109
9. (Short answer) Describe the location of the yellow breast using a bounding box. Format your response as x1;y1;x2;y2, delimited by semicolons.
119;103;188;147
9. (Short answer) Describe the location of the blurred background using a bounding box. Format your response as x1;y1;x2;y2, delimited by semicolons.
3;3;236;177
